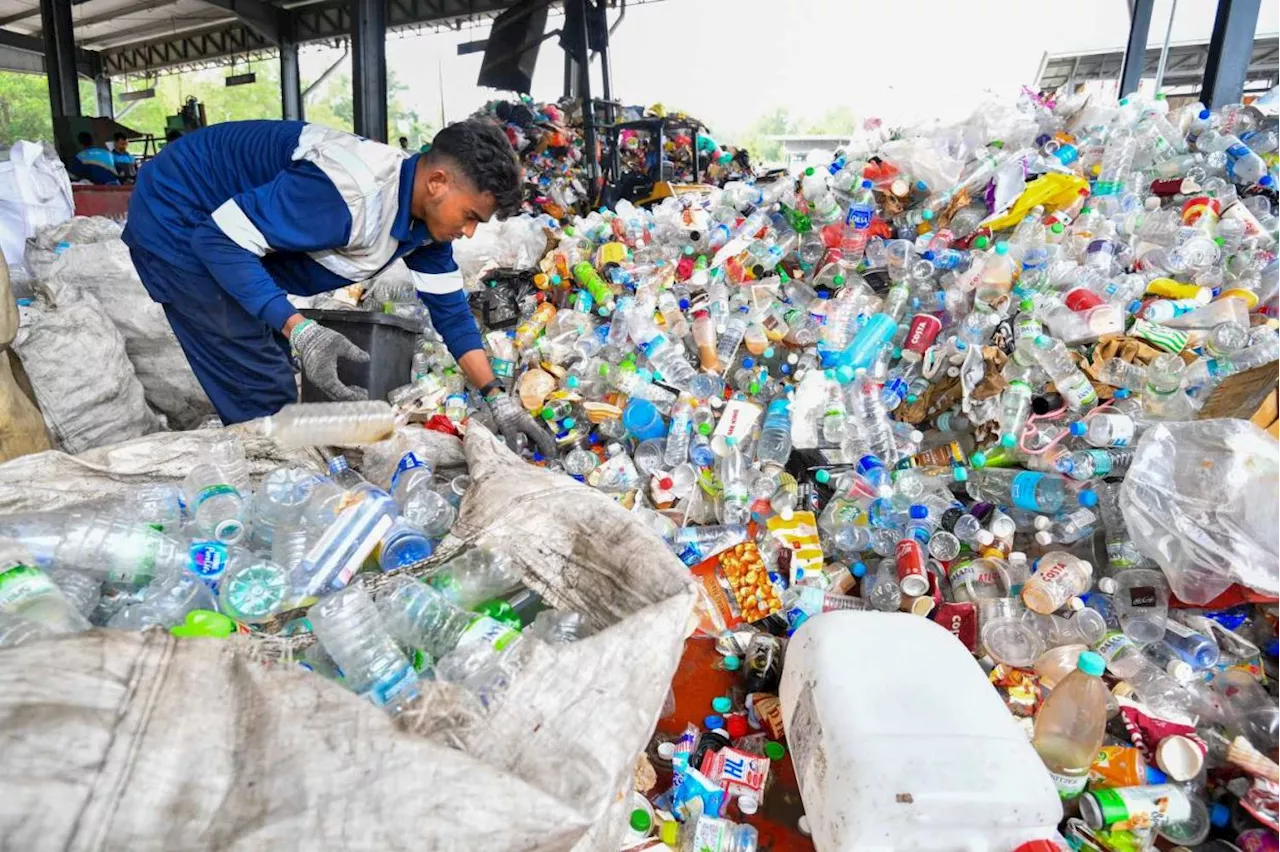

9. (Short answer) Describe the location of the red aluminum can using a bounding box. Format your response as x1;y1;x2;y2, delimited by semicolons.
895;538;930;597
1065;287;1104;312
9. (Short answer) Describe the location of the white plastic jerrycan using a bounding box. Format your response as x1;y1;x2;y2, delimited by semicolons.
779;611;1063;851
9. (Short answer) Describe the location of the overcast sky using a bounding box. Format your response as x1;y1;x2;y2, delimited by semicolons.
298;0;1280;141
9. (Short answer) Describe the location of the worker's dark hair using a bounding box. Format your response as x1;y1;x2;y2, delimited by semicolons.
113;131;127;142
77;132;93;148
425;119;522;217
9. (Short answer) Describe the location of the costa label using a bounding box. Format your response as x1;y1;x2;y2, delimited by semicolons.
895;538;929;597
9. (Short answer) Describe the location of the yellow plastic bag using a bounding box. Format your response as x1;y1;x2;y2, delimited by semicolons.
983;172;1090;232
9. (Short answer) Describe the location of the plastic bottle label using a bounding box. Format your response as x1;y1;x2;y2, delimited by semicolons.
1010;471;1045;511
196;484;238;507
391;452;431;494
490;357;514;379
846;204;873;230
0;563;56;612
367;664;418;708
1047;768;1089;798
188;540;229;592
458;615;521;653
1099;416;1134;447
1096;630;1132;661
1085;450;1112;477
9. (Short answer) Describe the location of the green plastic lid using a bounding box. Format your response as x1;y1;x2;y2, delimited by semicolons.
712;696;732;713
805;167;815;176
698;422;713;436
1019;298;1035;311
814;469;831;484
171;610;236;639
764;741;786;760
833;274;845;286
1080;206;1092;214
1050;222;1064;234
973;235;991;249
540;408;556;420
1077;650;1105;677
629;809;652;833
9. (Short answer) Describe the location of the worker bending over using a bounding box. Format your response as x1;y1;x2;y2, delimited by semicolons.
123;118;553;455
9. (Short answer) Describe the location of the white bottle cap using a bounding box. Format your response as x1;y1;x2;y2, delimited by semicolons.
1067;597;1085;612
797;815;811;836
1034;530;1054;547
737;794;759;815
656;741;676;760
975;529;995;547
1166;659;1195;683
1098;576;1118;595
1033;515;1052;531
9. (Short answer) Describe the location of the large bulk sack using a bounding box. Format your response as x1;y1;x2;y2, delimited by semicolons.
0;425;323;515
0;141;74;285
12;285;161;454
0;424;696;851
26;217;214;429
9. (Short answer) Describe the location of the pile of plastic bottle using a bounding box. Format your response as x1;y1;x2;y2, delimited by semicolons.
458;88;1276;850
0;402;592;714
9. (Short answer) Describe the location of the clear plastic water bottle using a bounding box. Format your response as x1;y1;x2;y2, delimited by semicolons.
54;515;188;588
754;398;793;466
664;397;694;467
377;575;521;662
249;466;317;547
259;401;398;447
296;485;397;596
389;451;436;508
1032;335;1097;411
1070;413;1137;448
425;547;522;609
715;306;750;368
309;582;420;711
402;487;457;539
0;545;91;634
47;567;102;617
182;463;246;544
1031;650;1108;799
218;552;291;624
378;519;436;572
0;612;55;648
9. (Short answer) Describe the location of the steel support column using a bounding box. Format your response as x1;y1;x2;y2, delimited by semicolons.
1200;0;1261;107
279;17;302;120
39;0;80;118
95;73;113;118
351;0;387;141
1119;0;1155;97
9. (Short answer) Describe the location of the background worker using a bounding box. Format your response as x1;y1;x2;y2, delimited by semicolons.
122;118;554;455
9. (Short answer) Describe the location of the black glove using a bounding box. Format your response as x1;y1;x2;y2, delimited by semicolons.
485;393;558;457
289;319;370;402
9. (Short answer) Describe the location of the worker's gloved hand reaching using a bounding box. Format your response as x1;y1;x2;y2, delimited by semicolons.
486;393;558;458
289;319;370;402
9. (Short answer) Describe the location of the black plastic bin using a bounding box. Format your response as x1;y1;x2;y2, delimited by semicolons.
300;309;421;403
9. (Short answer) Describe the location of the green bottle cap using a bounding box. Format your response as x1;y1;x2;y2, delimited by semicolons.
764;741;786;760
1050;222;1064;234
629;809;652;833
973;235;990;249
814;469;831;484
698;422;713;436
171;609;236;639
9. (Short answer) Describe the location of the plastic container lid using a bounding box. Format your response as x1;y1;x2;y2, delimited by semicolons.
1034;530;1054;547
814;469;831;484
1209;802;1231;828
656;741;676;759
629;808;652;833
1069;422;1088;436
737;793;759;815
1077;650;1105;676
994;242;1009;255
1078;490;1098;508
850;561;867;578
1000;433;1017;448
722;654;741;671
972;235;991;249
970;451;987;468
703;715;724;730
764;740;786;760
909;504;928;520
711;696;732;713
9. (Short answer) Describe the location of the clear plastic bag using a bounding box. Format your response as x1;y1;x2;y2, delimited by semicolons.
1120;419;1279;604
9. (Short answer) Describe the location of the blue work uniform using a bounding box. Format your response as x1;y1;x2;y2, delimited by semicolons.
75;147;120;185
112;149;136;181
122;120;483;424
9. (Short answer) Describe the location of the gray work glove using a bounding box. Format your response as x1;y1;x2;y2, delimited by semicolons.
289;319;370;402
486;394;559;458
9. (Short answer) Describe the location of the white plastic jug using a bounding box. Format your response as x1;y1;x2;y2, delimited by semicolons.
778;611;1062;851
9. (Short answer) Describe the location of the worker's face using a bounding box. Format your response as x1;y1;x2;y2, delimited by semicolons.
419;166;496;242
114;139;128;153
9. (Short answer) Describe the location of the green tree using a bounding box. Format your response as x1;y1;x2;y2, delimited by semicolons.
0;71;53;144
801;105;857;137
733;106;794;166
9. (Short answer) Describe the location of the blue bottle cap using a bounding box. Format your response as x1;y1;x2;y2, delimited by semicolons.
742;357;755;368
970;451;987;468
763;347;775;358
1077;651;1105;676
836;365;854;383
850;561;867;578
1145;764;1168;785
909;504;928;520
952;465;969;482
1078;489;1098;508
1069;422;1087;436
703;715;725;730
1210;803;1231;827
722;654;741;671
711;696;732;713
1000;433;1017;448
1114;388;1132;399
566;376;579;389
679;299;691;310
